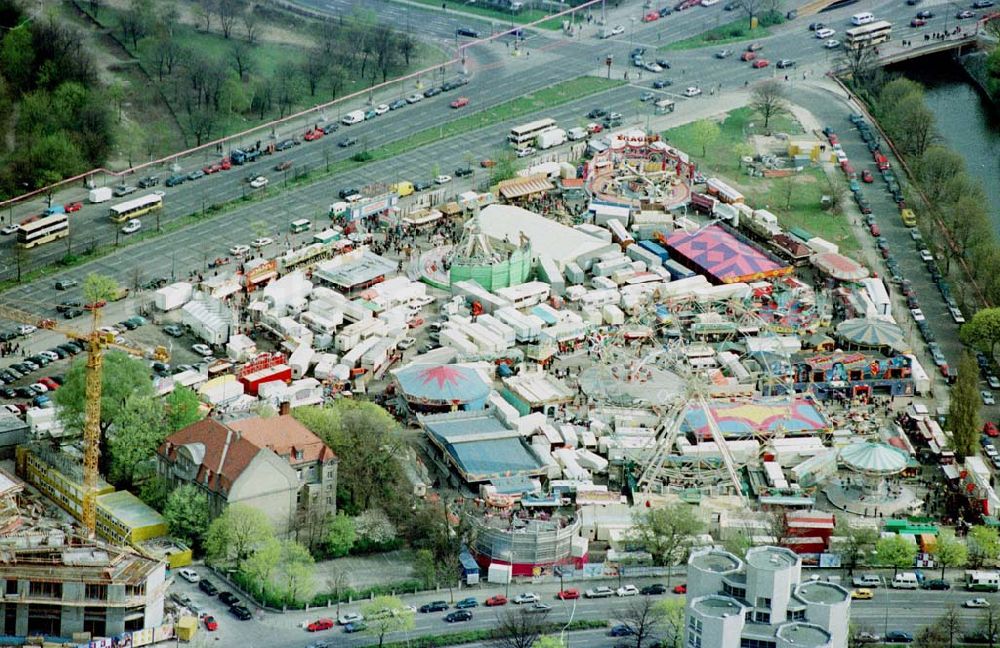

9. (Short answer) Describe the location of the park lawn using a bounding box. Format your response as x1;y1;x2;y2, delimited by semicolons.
660;18;770;51
401;0;569;29
664;107;858;256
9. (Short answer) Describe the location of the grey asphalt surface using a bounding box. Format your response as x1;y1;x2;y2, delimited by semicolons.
170;568;999;648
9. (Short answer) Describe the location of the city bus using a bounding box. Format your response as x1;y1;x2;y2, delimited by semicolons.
108;193;163;223
17;213;69;248
509;118;557;148
845;21;892;49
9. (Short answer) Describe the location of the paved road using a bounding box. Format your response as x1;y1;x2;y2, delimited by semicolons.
171;568;1000;648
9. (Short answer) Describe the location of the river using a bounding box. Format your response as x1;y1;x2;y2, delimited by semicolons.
888;53;1000;230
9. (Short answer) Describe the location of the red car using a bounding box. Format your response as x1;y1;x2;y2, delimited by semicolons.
673;584;687;594
64;202;82;213
557;588;580;600
911;18;927;26
752;59;770;68
307;618;334;632
450;96;470;109
861;169;874;183
220;158;232;170
485;595;508;607
741;51;757;62
408;317;424;329
84;300;107;311
38;377;59;391
303;129;324;142
985;422;1000;437
827;134;839;146
586;122;603;134
643;11;660;21
203;163;223;174
869;223;880;236
203;615;218;631
874;152;890;170
480;158;496;168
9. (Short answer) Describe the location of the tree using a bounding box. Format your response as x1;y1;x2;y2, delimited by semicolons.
491;607;550;648
138;475;170;510
229;40;255;81
614;597;662;648
733;141;754;168
916;625;948;648
978;605;1000;648
242;4;260;44
294;401;407;514
354;508;397;550
164;386;204;431
934;530;968;578
54;351;155;436
630;503;704;581
489;150;520;185
917;147;967;205
734;0;763;28
838;44;880;93
242;536;281;596
413;548;437;588
361;596;414;648
968;526;1000;569
949;352;982;460
164;484;210;549
107;394;168;488
840;522;878;575
654;598;685;648
690;119;720;157
276;540;316;605
893;94;936;157
749;79;788;131
204;503;274;570
874;535;917;576
962;309;1000;359
216;0;242;39
326;513;356;558
83;272;118;305
938;605;963;648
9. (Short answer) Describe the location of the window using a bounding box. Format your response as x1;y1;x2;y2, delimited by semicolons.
85;584;108;601
755;596;771;608
787;609;806;621
28;581;61;599
126;583;146;598
753;611;770;623
5;580;17;595
723;582;746;599
741;640;777;648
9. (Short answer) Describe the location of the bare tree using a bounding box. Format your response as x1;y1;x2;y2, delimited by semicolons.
192;2;213;32
838;44;880;91
616;597;662;648
749;79;788;131
490;607;551;648
243;3;260;44
151;36;181;81
734;0;763;27
398;33;417;66
229;40;255;81
979;605;1000;648
325;67;346;100
274;63;303;118
300;47;326;97
216;0;243;39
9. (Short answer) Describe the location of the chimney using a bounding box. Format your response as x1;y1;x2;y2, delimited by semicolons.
279;400;291;416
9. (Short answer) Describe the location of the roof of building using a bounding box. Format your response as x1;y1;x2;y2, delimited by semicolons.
690;595;747;618
314;249;397;290
475;204;615;268
746;546;800;571
775;622;832;648
666;225;792;284
502;372;575;405
96;490;166;532
689;548;742;574
681;395;831;441
419;409;545;483
227;415;337;466
498;175;555;200
795;581;849;605
393;364;492;405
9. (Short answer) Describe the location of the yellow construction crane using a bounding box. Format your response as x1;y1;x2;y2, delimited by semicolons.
0;302;168;535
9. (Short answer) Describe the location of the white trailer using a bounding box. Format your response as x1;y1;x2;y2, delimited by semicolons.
601;304;625;326
88;187;113;204
289;344;316;379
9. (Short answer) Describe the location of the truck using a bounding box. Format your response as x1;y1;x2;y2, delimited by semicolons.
536;128;567;150
965;571;1000;592
229;148;261;165
341;110;366;125
567;127;588;141
88;187;113;204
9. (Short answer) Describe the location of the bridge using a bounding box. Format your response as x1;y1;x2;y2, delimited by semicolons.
875;32;987;66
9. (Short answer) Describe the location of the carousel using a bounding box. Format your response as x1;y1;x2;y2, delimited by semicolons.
823;441;921;517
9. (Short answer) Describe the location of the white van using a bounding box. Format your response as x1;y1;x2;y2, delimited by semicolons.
851;12;875;25
891;572;919;589
341;110;365;125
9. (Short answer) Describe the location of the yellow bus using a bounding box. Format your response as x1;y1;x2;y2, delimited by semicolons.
108;193;163;223
17;213;69;249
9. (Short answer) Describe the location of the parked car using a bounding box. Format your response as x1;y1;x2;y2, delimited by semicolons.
444;610;472;623
485;595;508;606
454;597;478;609
640;584;667;595
177;568;199;583
585;586;614;599
557;588;580;600
218;592;240;606
616;585;640;597
308;618;336;631
419;601;449;613
199;580;218;596
229;605;252;621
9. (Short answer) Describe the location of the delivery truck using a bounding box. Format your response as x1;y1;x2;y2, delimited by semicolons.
536;128;567;150
88;187;112;204
341;110;366;125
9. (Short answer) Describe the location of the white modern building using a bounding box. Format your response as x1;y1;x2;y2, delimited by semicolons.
685;546;850;648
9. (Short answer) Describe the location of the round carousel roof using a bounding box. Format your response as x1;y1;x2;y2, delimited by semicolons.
394;364;491;404
839;441;908;477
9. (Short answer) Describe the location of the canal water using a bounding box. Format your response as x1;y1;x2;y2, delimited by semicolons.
887;53;1000;231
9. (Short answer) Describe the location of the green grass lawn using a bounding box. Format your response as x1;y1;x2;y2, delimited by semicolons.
660;18;770;51
664;107;858;256
402;0;574;29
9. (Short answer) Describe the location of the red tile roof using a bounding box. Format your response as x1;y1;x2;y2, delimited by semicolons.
158;415;335;494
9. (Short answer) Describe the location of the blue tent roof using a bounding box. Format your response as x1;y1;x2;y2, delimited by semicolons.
395;364;491;404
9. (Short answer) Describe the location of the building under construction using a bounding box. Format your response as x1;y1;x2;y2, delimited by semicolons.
0;542;166;638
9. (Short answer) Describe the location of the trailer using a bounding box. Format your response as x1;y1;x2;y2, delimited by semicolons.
638;240;670;263
289;344;316;380
689;192;717;215
606;218;634;250
664;259;696;280
88;187;113;204
706;178;744;204
601;304;625;326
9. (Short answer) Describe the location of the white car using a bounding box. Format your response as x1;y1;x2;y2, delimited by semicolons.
919;248;934;262
177;568;200;583
950;307;966;324
230;244;251;256
121;219;142;234
683;86;703;97
966;598;991;608
397;337;416;350
609;24;625;36
1;223;18;235
249;176;269;189
374;103;390;115
17;325;36;336
815;28;836;38
412;295;435;307
910;308;926;322
2;405;19;415
191;344;214;357
406;94;423;104
29;383;48;394
824;39;841;48
585;586;614;598
644;62;663;73
434;174;452;184
337;612;364;625
251;237;273;248
616;585;640;597
515;147;535;158
983;391;996;406
512;592;539;605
